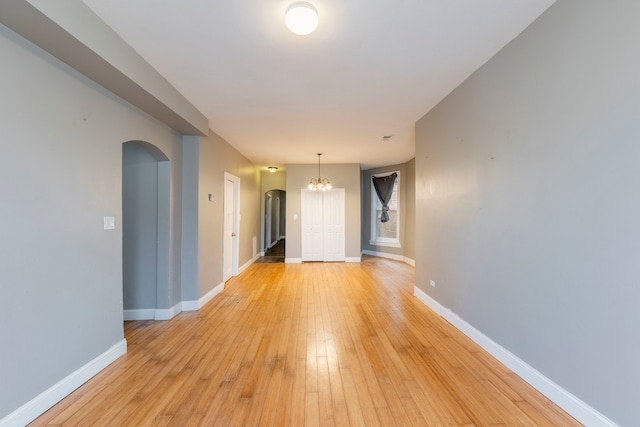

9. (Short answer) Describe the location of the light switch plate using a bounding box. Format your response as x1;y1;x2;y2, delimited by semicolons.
103;216;115;230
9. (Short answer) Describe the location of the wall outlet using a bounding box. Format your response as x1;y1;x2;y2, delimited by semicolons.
430;280;436;288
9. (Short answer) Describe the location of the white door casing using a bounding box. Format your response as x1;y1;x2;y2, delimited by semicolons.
276;196;281;243
265;193;272;250
223;173;240;282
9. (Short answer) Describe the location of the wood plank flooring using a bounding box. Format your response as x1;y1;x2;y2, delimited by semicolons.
30;256;581;426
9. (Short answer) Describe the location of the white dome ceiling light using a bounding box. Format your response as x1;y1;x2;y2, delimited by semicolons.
285;2;319;35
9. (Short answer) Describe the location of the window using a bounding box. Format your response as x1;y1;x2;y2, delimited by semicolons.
370;171;400;247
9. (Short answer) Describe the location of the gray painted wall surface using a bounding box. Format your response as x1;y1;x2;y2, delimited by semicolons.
261;169;286;192
180;137;200;302
404;159;416;261
196;131;261;296
415;1;640;424
0;0;208;136
285;164;361;260
122;143;159;309
122;141;174;311
0;23;184;419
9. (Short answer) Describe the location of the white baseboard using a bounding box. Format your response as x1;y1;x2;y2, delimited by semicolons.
0;340;127;427
286;257;359;263
363;249;403;262
123;308;155;321
239;253;261;274
125;283;227;320
123;303;182;321
182;281;224;311
154;302;182;321
362;249;414;267
413;287;618;427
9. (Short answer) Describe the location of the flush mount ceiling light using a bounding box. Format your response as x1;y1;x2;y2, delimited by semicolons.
308;153;331;191
285;2;319;35
267;166;278;173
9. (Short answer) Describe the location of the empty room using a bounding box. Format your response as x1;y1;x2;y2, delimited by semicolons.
1;1;638;426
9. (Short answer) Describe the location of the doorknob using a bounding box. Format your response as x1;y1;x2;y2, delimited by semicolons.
232;232;236;237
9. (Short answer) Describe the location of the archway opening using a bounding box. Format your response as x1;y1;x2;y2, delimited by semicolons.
122;141;170;320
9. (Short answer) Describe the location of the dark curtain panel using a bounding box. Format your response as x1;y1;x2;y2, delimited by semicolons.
372;172;397;223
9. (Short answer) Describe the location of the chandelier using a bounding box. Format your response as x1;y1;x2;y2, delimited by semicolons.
308;153;331;191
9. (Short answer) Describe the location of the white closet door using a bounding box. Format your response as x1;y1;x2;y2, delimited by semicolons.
301;188;345;262
301;189;323;261
322;188;345;261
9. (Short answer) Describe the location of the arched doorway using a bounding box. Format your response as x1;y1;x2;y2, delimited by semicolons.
122;141;171;320
262;189;286;261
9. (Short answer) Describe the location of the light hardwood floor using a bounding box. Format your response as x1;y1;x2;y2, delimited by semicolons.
30;256;581;426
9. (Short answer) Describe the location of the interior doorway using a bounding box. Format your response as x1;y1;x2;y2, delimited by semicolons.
122;141;171;320
259;189;286;263
223;172;240;282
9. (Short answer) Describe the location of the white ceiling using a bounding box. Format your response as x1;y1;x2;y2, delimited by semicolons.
81;0;555;170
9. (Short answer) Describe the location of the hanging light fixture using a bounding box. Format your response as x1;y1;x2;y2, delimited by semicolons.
285;2;319;35
308;153;331;191
267;166;278;173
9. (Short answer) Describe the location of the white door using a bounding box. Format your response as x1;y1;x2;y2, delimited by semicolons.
301;189;345;262
322;188;345;262
301;189;323;261
223;174;239;282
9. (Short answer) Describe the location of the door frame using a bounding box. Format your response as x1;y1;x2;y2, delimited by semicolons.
275;196;281;243
223;172;240;282
122;140;171;320
265;193;272;250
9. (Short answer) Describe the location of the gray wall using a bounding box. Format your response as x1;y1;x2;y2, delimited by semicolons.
361;160;415;261
415;1;640;424
196;130;261;296
0;3;262;422
179;131;262;300
0;22;184;419
261;169;286;192
404;158;416;261
122;143;160;310
122;141;175;311
285;164;361;260
0;0;208;136
180;137;200;301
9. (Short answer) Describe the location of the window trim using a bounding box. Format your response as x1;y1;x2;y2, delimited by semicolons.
370;171;401;248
